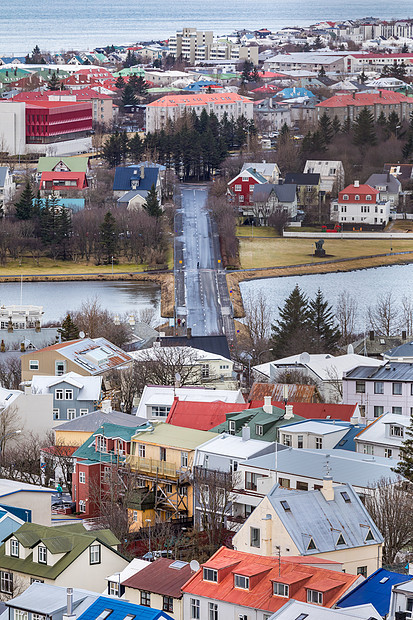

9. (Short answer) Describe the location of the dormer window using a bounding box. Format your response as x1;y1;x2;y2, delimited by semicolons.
365;529;374;542
366;194;372;200
307;538;316;550
307;589;322;605
203;568;218;582
336;533;346;546
10;539;19;558
229;420;236;435
38;545;47;564
342;194;349;200
255;424;263;436
234;574;249;589
355;194;360;200
390;425;403;437
273;582;289;597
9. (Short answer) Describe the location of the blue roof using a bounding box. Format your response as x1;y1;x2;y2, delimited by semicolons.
78;596;174;620
337;568;410;616
113;166;159;192
0;503;31;523
333;425;362;451
33;198;85;213
277;87;315;99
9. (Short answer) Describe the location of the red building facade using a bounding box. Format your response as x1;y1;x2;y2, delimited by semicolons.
26;101;93;144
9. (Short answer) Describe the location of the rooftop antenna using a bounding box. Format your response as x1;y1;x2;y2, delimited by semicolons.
324;454;331;478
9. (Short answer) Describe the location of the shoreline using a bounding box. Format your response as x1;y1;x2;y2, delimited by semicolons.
227;252;413;318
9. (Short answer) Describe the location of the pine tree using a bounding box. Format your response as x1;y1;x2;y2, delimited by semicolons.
318;111;334;146
402;135;413;161
115;75;126;89
102;132;123;167
241;60;254;83
308;288;341;352
270;285;311;358
58;313;80;341
123;50;137;68
130;74;148;96
359;70;367;83
387;110;400;136
14;181;34;220
121;83;138;109
314;35;324;49
377;110;387;127
48;72;62;90
129;132;143;161
143;184;162;218
332;116;341;134
353;107;377;148
99;211;118;264
393;413;413;481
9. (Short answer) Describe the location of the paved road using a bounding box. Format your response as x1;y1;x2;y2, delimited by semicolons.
175;186;232;338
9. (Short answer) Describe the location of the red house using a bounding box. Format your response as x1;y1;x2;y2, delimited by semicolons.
25;100;93;144
40;171;88;192
227;167;267;207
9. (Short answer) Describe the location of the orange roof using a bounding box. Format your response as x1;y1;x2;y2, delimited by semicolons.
317;89;411;109
249;383;317;403
147;93;251;108
166;399;249;430
23;339;81;354
182;547;358;611
248;401;357;421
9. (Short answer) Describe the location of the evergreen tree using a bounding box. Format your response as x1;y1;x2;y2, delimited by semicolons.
143;184;162;218
102;132;124;167
279;122;290;145
270;285;311;358
308;288;341;352
115;75;126;89
130;74;148;96
402;134;413;161
58;313;80;341
241;60;254;83
123;50;137;68
359;70;367;83
393;413;413;481
99;211;118;263
341;116;352;134
353;107;377;148
387;110;400;136
376;110;387;127
14;181;34;220
332;115;341;134
314;35;324;49
48;72;63;90
129;132;144;161
318;111;334;145
121;83;138;109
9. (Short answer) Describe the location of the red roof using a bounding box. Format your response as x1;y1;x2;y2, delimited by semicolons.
42;445;77;457
122;558;194;597
166;398;249;430
248;401;357;422
147;93;251;108
182;547;358;611
40;171;87;190
339;184;378;203
317;89;411;109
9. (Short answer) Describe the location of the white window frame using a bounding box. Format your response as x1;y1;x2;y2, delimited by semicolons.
65;389;74;400
273;582;289;597
89;544;101;565
79;408;89;416
109;581;120;596
181;451;188;467
138;444;146;457
10;539;19;558
234;184;242;192
53;408;60;420
250;526;260;548
55;389;63;400
79;471;86;484
203;567;218;582
307;589;322;605
38;545;47;564
79;500;86;513
29;360;39;370
234;574;249;589
0;571;12;594
191;598;200;620
67;408;76;420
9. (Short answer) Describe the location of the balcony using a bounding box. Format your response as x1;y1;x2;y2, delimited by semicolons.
126;455;179;478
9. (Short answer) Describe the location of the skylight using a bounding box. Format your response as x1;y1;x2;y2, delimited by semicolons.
170;560;187;570
280;500;291;512
341;491;351;503
365;529;375;542
96;611;113;620
380;577;389;584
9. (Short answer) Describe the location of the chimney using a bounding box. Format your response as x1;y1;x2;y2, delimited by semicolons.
320;476;334;502
242;425;251;441
186;327;192;339
262;513;272;556
354;180;359;188
20;342;25;352
369;330;375;341
402;330;407;340
263;396;272;414
140;165;145;179
101;399;112;413
63;587;76;620
284;404;294;419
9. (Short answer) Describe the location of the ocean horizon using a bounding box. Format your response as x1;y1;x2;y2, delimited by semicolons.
1;0;413;55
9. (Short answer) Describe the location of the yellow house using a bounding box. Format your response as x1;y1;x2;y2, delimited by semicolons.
126;422;216;531
232;479;383;577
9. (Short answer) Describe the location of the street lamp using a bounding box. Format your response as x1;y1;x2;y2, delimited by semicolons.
145;518;152;556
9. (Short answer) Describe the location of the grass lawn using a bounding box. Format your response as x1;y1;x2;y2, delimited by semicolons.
236;225;278;237
239;237;413;269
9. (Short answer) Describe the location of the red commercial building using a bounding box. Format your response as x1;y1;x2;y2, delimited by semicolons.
25;100;93;144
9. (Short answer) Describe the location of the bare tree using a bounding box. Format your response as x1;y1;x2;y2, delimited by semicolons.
70;296;132;348
364;477;413;565
274;368;318;388
42;432;75;493
0;357;22;390
238;292;272;365
368;292;401;337
336;291;358;345
1;434;44;484
0;405;22;455
401;295;413;337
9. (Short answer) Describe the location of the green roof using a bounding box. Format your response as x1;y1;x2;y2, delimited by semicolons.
211;407;305;441
132;422;217;450
37;156;89;173
147;87;182;94
72;423;138;464
35;68;71;79
113;67;145;77
0;523;122;580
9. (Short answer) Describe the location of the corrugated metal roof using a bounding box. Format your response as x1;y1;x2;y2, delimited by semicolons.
122;557;193;597
55;410;147;432
249;383;318;403
270;599;381;619
182;547;358;611
345;362;413;381
166;400;250;431
78;596;173;620
132;421;217;449
249;401;357;422
265;483;383;555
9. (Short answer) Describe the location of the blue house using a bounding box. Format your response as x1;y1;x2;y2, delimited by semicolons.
78;596;174;620
275;86;315;100
113;165;162;210
336;567;410;617
31;372;102;421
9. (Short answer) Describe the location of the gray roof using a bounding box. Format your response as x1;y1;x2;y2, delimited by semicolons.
284;172;320;185
0;328;59;350
117;189;148;204
345;362;413;381
266;483;383;555
55;409;147;432
241;162;278;177
366;173;401;194
252;183;296;204
0;167;9;187
384;341;413;359
243;446;400;488
6;582;102;614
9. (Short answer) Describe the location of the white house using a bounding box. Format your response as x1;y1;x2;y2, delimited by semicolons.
135;385;244;421
331;181;391;228
278;419;355;451
0;167;15;210
0;479;54;526
388;578;413;619
303;160;345;194
241;162;281;184
354;412;409;460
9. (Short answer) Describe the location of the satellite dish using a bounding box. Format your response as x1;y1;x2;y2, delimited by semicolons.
190;560;200;572
347;344;354;355
79;331;85;339
299;352;311;364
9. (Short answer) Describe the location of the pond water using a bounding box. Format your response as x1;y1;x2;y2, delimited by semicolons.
240;263;413;333
0;280;161;323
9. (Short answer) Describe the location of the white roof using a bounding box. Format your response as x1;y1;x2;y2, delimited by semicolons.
31;372;102;401
130;346;232;364
0;478;54;497
252;362;271;377
195;433;272;460
304;160;343;176
105;558;151;585
355;412;409;447
269;600;381;619
136;385;244;417
280;420;349;435
271;353;384;382
0;387;21;409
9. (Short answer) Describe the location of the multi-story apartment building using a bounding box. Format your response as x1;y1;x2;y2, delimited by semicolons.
145;93;253;134
317;90;413;124
169;27;258;64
